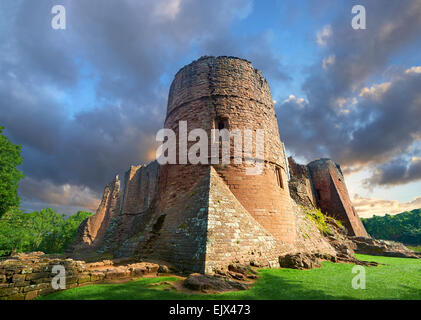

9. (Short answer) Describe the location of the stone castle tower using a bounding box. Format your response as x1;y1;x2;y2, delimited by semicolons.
72;56;368;274
159;56;295;244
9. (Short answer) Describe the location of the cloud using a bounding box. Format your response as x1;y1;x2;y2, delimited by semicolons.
353;194;421;218
316;25;332;46
359;82;391;100
153;0;183;21
196;29;291;83
365;154;421;187
405;66;421;74
276;0;421;187
322;55;335;70
19;178;100;214
1;0;420;213
1;0;274;212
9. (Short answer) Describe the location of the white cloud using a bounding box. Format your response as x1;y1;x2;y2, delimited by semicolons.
359;82;391;100
405;66;421;74
153;0;183;21
322;55;335;69
283;94;307;108
316;25;332;46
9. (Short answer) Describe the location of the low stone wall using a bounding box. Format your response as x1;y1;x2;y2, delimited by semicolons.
0;252;162;300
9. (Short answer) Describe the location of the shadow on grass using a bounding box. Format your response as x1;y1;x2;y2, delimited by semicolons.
40;256;421;300
227;272;357;300
41;271;355;300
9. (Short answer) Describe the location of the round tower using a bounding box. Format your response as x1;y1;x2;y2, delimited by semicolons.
159;56;295;243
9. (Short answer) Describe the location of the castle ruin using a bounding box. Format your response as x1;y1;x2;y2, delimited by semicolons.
72;56;368;274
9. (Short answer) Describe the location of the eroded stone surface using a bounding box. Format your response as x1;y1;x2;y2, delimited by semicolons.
183;273;249;292
350;237;420;259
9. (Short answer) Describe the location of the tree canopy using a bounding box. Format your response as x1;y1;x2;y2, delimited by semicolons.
362;209;421;245
0;208;92;256
0;126;24;218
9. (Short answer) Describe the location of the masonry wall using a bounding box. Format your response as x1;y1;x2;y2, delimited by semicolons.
71;175;121;252
307;159;368;237
71;162;159;254
288;157;316;208
204;167;283;273
0;253;160;300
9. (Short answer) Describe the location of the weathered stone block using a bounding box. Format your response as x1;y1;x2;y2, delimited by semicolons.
25;290;39;300
77;274;91;284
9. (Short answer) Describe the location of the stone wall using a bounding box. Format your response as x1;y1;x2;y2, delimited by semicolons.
288;157;316;208
70;175;121;252
71;161;159;254
307;159;368;237
0;252;161;300
204;167;284;273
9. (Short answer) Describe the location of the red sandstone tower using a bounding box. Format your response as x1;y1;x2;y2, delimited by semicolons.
159;56;295;243
145;56;296;272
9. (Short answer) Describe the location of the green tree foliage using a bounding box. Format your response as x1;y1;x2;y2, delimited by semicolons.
362;209;421;245
0;126;24;218
0;208;92;256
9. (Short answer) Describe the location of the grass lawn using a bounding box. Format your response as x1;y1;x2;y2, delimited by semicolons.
407;245;421;252
39;254;421;300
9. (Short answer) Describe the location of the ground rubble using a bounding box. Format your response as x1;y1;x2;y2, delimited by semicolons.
349;236;421;259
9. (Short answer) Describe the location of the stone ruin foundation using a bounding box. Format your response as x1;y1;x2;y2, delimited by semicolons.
3;56;415;300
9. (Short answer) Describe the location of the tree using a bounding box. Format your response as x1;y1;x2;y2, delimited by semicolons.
362;209;421;245
0;208;92;256
0;126;24;218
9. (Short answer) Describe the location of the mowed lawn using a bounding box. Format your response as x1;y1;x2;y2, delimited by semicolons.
39;254;421;300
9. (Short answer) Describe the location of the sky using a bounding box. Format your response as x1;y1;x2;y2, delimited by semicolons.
0;0;420;218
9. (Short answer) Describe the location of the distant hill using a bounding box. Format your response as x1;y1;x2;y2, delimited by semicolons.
361;209;421;245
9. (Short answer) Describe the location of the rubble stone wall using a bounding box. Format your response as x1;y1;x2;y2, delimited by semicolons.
0;253;160;300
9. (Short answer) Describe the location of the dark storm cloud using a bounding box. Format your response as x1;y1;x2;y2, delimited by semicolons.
277;0;421;186
197;30;291;83
365;153;421;187
1;0;294;211
19;177;99;212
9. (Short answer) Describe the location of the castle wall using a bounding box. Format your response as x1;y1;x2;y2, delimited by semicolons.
71;162;160;254
288;157;316;208
307;159;368;237
71;175;121;251
137;167;212;273
204;167;284;273
121;163;159;214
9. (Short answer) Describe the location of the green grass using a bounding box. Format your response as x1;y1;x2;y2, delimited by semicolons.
39;254;421;300
407;245;421;252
